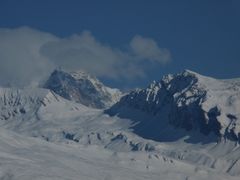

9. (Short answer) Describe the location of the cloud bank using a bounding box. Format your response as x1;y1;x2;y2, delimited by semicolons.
0;27;171;87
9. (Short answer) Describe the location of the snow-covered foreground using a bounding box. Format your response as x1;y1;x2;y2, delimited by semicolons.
0;128;238;180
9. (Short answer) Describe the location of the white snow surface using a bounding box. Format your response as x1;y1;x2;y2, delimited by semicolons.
0;70;240;179
1;128;239;180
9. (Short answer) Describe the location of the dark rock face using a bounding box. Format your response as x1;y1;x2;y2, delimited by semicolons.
106;70;240;142
44;69;121;109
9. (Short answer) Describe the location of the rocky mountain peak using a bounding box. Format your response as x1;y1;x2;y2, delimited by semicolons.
44;69;122;109
106;70;240;142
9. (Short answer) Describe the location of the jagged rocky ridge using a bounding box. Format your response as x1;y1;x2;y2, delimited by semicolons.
107;70;240;142
44;69;122;109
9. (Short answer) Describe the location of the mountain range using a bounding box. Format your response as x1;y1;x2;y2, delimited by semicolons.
0;69;239;180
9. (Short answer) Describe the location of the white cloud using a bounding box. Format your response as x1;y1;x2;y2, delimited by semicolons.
0;27;57;87
40;31;129;79
0;27;171;87
130;35;171;63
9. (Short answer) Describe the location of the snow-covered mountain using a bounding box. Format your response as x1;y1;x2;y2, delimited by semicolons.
44;69;122;109
0;87;87;132
107;70;240;142
1;86;240;179
0;70;240;179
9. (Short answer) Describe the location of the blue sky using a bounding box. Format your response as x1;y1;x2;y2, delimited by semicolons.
0;0;239;89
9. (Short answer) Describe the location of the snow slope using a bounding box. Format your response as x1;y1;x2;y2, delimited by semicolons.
0;86;239;178
44;69;122;109
0;128;239;180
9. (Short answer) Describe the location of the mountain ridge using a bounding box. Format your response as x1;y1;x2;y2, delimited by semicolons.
106;69;240;142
